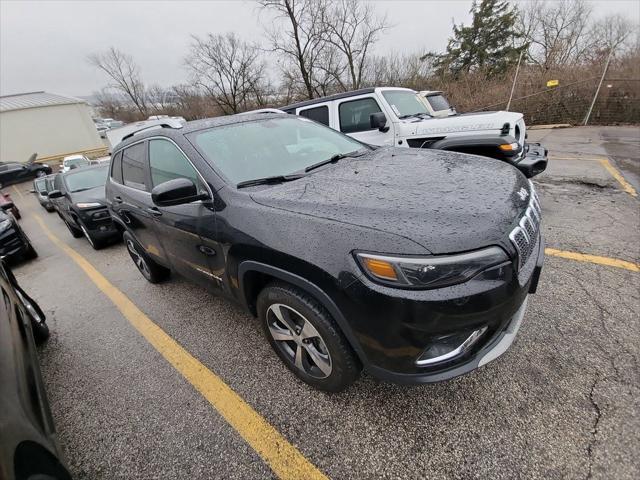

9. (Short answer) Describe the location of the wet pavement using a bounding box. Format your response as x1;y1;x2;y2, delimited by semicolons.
10;126;640;479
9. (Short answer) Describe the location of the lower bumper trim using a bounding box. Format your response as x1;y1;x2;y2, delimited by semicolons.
478;297;527;367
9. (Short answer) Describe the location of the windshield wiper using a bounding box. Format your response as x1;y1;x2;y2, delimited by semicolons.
304;150;367;173
399;112;430;120
236;174;305;189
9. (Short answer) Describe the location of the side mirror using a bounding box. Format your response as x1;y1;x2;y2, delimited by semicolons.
48;190;63;199
151;178;206;207
370;112;389;132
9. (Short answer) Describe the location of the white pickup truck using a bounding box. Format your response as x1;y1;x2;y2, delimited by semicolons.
281;87;547;177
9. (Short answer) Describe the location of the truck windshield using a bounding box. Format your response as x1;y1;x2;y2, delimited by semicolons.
426;94;452;112
191;117;369;185
65;166;108;192
64;157;89;168
382;90;430;119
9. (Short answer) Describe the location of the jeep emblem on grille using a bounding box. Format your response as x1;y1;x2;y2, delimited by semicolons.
516;187;529;201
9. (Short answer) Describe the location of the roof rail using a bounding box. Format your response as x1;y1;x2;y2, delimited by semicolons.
121;118;185;142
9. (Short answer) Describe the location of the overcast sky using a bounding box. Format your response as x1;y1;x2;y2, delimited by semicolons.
0;0;636;97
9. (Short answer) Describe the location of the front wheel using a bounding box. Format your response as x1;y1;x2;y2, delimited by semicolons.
123;231;169;283
36;170;47;178
257;282;361;392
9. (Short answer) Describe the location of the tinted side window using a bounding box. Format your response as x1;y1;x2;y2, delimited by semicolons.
149;139;199;187
339;98;381;133
299;106;329;126
110;151;123;184
122;143;147;190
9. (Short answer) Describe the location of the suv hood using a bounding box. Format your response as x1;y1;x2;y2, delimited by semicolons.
250;148;530;254
400;111;523;137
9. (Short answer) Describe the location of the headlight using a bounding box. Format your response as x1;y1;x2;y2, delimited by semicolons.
76;202;102;209
0;219;11;232
355;246;508;289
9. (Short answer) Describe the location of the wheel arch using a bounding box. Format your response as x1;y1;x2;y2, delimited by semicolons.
237;260;368;365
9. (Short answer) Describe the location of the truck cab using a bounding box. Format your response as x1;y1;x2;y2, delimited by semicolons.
281;87;547;178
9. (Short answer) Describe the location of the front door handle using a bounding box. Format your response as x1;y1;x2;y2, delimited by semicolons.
198;245;217;256
113;196;123;204
146;207;162;216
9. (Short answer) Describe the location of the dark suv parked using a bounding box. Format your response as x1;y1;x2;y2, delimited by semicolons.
49;165;120;249
106;114;544;392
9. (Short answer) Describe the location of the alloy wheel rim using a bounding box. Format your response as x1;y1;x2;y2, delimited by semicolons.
266;303;332;379
126;239;151;279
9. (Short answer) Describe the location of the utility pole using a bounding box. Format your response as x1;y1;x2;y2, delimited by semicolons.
583;47;614;126
506;50;524;112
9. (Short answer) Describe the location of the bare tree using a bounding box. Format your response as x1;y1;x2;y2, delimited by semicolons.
322;0;389;90
88;47;148;115
520;0;595;70
259;0;330;99
591;14;637;56
186;32;267;114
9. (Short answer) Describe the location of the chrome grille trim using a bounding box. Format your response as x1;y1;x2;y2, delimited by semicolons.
509;186;542;270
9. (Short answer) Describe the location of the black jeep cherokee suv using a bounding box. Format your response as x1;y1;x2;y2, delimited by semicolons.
105;114;544;392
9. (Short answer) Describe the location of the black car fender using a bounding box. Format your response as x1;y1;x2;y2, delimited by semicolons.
237;260;368;365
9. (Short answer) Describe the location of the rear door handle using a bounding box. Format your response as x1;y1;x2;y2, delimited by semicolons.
146;207;162;216
113;196;123;204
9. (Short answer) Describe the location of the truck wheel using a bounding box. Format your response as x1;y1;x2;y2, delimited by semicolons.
257;282;361;392
123;231;169;283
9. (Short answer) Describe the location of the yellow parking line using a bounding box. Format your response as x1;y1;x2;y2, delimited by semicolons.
12;184;25;199
32;214;328;480
545;248;639;272
598;158;638;197
549;156;608;161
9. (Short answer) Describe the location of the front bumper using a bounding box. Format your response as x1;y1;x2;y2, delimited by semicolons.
0;224;29;259
514;142;548;178
341;235;544;384
78;208;119;238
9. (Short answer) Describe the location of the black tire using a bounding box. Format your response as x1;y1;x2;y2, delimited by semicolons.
12;208;21;219
63;217;82;238
123;231;170;283
24;242;38;260
36;170;47;178
257;282;361;392
31;318;50;344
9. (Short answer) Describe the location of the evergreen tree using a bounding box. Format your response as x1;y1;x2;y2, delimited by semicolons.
434;0;525;78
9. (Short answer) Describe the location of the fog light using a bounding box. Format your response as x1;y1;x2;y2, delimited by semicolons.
416;327;488;366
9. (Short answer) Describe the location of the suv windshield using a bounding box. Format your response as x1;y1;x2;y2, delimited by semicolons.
191;117;368;185
65;157;89;168
382;90;430;118
65;166;108;192
34;178;47;192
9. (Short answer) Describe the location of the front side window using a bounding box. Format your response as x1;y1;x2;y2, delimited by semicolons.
381;90;430;118
338;98;382;133
149;139;199;187
299;105;330;126
122;143;147;190
64;166;109;193
34;178;47;192
110;151;123;184
191;117;368;185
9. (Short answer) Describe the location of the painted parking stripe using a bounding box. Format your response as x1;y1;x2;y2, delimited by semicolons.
32;214;328;480
545;248;639;272
598;158;638;197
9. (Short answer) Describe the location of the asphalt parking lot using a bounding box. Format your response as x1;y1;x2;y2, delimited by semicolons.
10;126;640;480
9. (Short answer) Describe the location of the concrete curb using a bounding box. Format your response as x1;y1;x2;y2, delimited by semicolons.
529;124;572;130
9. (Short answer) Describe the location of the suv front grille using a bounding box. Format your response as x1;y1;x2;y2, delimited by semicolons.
509;188;541;270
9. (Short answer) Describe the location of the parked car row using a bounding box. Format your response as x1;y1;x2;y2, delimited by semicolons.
16;89;546;394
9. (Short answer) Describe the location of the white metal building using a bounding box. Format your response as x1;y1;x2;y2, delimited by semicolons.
0;91;106;164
